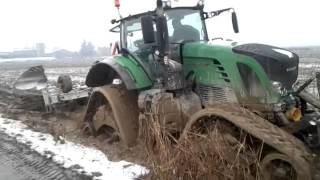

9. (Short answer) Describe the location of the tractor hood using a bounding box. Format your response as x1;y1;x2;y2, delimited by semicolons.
182;42;299;89
232;43;299;89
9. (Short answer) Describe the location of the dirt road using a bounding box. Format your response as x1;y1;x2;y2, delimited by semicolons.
0;132;91;180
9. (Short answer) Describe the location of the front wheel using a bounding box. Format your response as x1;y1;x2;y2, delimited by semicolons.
83;85;139;147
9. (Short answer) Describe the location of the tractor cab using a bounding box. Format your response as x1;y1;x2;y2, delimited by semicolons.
110;4;238;62
111;6;209;62
109;3;240;91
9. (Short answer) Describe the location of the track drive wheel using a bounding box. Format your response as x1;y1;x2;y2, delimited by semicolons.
83;85;139;147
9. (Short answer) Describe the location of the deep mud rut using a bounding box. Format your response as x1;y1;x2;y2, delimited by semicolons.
0;89;146;166
0;132;91;180
0;60;147;165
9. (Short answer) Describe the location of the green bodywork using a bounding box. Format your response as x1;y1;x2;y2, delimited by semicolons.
111;41;280;109
113;55;153;89
182;42;280;106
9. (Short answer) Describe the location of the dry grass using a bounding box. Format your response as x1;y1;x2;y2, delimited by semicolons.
139;114;263;180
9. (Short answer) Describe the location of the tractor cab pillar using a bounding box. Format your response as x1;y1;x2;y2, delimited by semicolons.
140;1;186;90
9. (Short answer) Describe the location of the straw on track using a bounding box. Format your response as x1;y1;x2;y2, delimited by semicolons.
139;113;262;180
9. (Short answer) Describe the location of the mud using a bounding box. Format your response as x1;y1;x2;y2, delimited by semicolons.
0;131;92;180
0;91;146;166
0;59;147;166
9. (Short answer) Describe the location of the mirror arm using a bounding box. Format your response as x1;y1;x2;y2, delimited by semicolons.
204;8;234;19
111;19;121;24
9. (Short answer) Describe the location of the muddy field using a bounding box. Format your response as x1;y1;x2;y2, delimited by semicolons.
0;56;320;179
0;59;147;168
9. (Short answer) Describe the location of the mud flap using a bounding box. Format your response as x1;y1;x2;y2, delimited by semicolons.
14;65;48;90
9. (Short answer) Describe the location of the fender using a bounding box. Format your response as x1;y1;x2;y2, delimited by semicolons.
85;56;153;90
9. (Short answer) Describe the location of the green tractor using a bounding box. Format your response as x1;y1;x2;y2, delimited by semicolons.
83;0;319;179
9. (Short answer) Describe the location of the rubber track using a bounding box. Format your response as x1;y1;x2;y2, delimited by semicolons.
0;132;91;180
183;105;314;180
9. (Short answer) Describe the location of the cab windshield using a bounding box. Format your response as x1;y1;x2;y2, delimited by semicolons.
123;8;205;52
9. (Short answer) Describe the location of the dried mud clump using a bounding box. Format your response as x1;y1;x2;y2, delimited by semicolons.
139;114;262;180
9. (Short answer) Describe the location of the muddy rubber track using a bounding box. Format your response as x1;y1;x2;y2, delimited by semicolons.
183;105;314;180
0;132;91;180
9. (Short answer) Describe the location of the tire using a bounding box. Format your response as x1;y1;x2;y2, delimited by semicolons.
57;75;73;93
84;85;139;147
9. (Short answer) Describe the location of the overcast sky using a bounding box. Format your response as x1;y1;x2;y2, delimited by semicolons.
0;0;319;53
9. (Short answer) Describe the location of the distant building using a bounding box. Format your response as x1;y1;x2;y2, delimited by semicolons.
52;49;75;59
12;49;37;58
36;43;45;57
0;43;47;59
0;49;37;58
0;49;38;58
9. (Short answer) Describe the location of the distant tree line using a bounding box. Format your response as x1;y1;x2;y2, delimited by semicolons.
79;41;111;57
80;41;95;57
52;40;111;59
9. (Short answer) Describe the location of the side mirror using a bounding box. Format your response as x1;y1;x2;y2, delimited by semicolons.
141;16;156;44
232;12;239;33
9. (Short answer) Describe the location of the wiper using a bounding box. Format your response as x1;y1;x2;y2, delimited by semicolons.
204;8;234;19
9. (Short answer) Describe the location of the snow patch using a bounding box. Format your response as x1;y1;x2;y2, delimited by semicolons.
299;63;320;69
0;116;148;180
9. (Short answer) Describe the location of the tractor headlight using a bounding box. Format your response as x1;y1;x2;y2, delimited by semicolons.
271;81;286;95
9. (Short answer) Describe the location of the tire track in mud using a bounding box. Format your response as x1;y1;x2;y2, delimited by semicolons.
0;132;92;180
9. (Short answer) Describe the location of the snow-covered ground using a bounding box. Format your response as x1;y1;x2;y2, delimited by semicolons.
300;63;320;69
0;116;148;180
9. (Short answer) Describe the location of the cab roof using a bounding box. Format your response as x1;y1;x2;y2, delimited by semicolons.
110;6;203;32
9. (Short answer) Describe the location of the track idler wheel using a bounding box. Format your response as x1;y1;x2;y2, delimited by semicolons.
261;152;307;180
